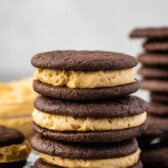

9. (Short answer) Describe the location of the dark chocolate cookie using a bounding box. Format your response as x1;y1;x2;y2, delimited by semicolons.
0;125;24;147
130;27;168;38
33;80;140;101
148;102;168;116
32;122;146;143
138;67;168;79
31;134;138;159
151;92;168;103
140;79;168;92
138;53;168;67
34;95;147;118
143;38;168;52
31;50;137;71
141;144;168;168
0;160;26;168
140;115;168;141
34;159;143;168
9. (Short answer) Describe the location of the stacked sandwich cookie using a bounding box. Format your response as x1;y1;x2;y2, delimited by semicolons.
31;50;147;168
130;27;168;168
0;125;31;168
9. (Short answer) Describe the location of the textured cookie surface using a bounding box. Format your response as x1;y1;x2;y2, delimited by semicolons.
0;125;24;147
35;158;143;168
130;27;168;38
33;80;140;101
32;122;146;143
31;50;137;70
31;134;138;159
34;95;147;118
138;53;168;66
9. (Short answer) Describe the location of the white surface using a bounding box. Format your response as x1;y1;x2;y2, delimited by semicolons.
0;0;168;100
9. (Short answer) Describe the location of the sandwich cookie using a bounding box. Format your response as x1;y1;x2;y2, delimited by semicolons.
130;27;168;38
31;50;139;100
32;135;141;168
32;96;147;143
0;125;31;168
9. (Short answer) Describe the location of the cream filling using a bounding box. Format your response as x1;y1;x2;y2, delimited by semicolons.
41;148;140;168
32;109;146;131
34;68;136;88
0;141;31;163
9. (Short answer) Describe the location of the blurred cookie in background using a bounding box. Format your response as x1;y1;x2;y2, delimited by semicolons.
0;77;37;138
0;125;31;167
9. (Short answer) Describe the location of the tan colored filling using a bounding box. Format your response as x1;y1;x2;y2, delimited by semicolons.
0;77;37;116
34;68;136;88
41;148;140;168
0;140;31;163
32;109;146;131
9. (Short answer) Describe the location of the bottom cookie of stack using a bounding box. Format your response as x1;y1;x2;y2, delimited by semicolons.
32;135;142;168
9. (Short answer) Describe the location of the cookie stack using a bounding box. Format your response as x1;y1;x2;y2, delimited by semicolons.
130;27;168;168
31;50;147;168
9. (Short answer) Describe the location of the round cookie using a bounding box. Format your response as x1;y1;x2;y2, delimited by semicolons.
130;27;168;38
32;50;138;100
31;50;137;71
138;67;168;79
148;102;168;116
0;125;24;147
32;122;146;143
33;80;140;101
35;158;143;168
0;125;31;167
32;95;147;142
34;95;147;118
138;53;168;67
31;135;138;159
151;92;168;103
141;144;168;168
143;38;168;52
140;79;168;92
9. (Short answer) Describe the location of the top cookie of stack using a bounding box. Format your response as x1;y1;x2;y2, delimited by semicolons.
32;50;139;101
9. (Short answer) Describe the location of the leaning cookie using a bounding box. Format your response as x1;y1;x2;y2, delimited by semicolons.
32;135;141;168
32;95;147;143
0;125;31;168
31;50;139;100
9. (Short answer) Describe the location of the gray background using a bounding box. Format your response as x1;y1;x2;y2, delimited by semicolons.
0;0;168;100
